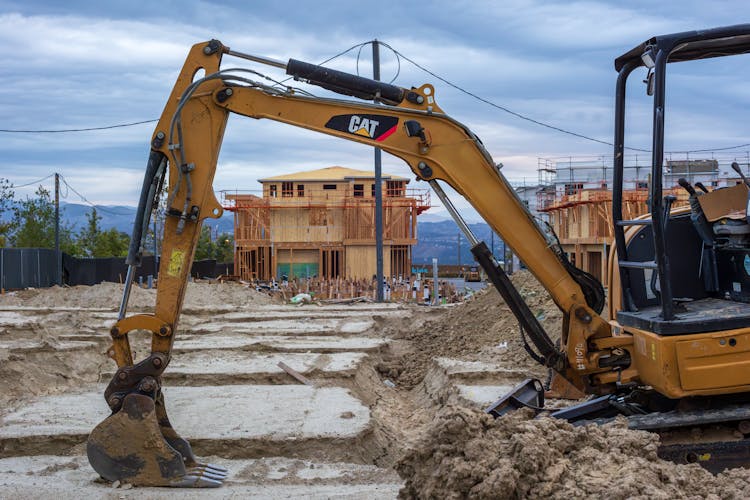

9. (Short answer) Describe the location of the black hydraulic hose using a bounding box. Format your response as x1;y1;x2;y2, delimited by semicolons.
471;241;564;370
126;151;167;266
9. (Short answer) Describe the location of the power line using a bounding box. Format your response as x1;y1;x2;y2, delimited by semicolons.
59;176;133;216
1;41;748;155
5;173;133;215
279;41;371;85
381;42;750;156
0;119;158;134
0;42;367;133
11;173;55;188
378;41;649;153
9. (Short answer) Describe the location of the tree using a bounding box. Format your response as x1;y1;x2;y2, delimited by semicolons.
194;225;215;260
215;233;234;263
10;186;79;254
78;207;102;257
78;207;130;258
193;227;233;262
0;178;14;247
95;228;130;258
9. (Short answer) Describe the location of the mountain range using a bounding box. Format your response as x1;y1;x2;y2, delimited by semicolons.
7;202;500;265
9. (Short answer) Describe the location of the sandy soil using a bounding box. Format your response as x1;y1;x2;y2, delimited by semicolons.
4;272;750;498
396;406;750;499
0;281;277;410
0;281;276;309
377;271;559;388
365;271;750;498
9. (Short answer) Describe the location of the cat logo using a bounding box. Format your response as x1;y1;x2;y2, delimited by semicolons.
325;114;399;142
348;115;379;138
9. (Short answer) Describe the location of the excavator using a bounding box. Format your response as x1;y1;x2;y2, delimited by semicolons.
87;24;750;486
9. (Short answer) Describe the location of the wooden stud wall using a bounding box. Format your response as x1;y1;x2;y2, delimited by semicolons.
228;177;426;281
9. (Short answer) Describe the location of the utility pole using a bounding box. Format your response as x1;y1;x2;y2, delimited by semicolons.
457;232;461;267
373;39;384;302
490;231;494;257
501;239;507;272
54;173;61;286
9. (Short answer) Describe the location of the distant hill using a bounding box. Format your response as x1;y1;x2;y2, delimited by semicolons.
59;203;235;235
0;202;235;236
412;219;504;265
2;202;500;264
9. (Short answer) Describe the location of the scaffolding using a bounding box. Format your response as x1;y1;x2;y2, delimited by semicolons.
537;151;750;211
535;150;750;285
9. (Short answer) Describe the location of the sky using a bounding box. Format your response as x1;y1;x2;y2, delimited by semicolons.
0;1;749;220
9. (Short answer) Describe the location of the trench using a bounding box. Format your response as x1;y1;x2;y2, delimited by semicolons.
0;282;539;496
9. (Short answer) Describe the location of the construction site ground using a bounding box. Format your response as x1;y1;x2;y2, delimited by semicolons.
3;274;750;498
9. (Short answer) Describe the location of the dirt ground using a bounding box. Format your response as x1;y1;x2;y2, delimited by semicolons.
0;282;276;409
2;272;750;498
377;272;559;388
397;406;750;499
0;281;275;309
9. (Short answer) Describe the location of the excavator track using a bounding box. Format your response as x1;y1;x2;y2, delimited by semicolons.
575;405;750;473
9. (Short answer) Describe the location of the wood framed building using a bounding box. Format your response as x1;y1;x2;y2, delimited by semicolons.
224;166;430;281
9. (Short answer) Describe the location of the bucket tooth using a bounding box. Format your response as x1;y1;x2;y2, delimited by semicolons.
155;390;229;476
86;393;224;487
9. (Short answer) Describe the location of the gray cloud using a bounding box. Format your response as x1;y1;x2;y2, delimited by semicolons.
0;2;749;217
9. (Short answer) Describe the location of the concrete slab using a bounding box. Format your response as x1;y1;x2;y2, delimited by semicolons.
165;351;366;377
173;334;387;352
216;308;403;321
0;311;38;328
0;455;402;499
0;306;112;313
434;357;529;378
456;384;516;406
177;318;374;335
0;340;99;352
80;314;375;336
0;385;369;442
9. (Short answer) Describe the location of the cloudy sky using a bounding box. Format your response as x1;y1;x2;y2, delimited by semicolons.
1;1;749;218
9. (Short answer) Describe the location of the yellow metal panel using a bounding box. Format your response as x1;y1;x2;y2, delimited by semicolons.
628;327;750;398
676;332;750;391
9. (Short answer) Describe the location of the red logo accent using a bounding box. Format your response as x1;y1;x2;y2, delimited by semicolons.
376;124;397;142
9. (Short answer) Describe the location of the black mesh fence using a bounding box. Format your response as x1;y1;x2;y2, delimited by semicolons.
0;248;58;289
0;248;233;289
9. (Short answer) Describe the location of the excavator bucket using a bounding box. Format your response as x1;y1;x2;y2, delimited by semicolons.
86;393;227;487
485;378;545;417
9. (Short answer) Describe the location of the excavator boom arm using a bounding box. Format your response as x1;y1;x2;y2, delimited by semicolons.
89;39;628;487
120;40;623;387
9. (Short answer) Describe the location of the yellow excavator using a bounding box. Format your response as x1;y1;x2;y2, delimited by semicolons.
88;24;750;486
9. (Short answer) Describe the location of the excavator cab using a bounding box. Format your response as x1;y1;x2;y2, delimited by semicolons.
488;25;750;473
610;25;750;400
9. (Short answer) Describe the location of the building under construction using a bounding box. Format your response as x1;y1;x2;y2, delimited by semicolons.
224;166;430;282
528;153;750;285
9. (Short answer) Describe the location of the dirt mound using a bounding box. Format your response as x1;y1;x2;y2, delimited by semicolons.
379;271;560;388
0;281;276;309
0;346;107;411
0;281;277;410
396;406;750;499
